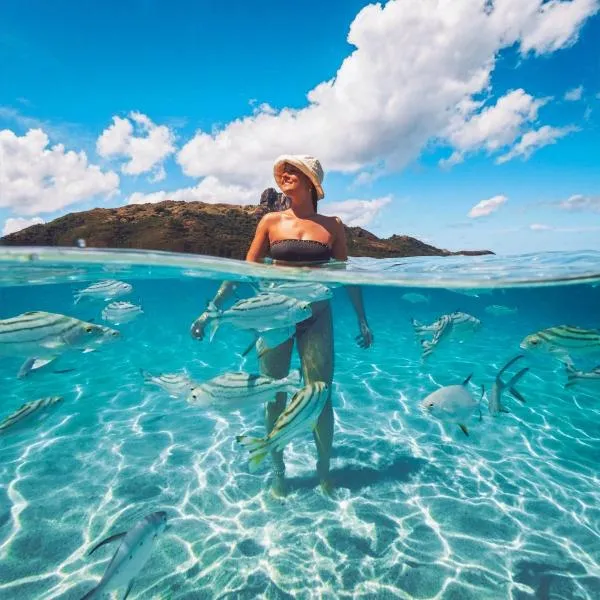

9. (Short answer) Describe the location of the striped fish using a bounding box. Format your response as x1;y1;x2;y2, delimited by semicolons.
205;293;312;342
236;381;329;472
257;281;333;303
412;312;481;359
0;311;120;377
0;396;63;434
188;370;301;408
102;301;144;325
565;363;600;387
74;280;133;304
520;325;600;363
141;370;196;398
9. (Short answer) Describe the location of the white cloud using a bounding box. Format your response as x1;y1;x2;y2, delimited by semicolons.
468;195;508;218
442;89;548;165
127;176;259;205
175;0;596;189
518;0;599;55
97;112;175;181
0;129;119;215
530;222;600;232
321;197;392;227
2;216;45;236
496;125;578;163
564;85;584;101
530;223;553;230
558;194;600;212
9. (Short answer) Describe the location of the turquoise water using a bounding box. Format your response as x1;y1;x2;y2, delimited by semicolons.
0;247;599;600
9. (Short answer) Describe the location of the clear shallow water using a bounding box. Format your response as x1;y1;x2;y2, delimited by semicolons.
0;248;599;600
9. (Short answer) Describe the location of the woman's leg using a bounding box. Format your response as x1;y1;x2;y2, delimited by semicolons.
259;336;294;497
295;301;334;493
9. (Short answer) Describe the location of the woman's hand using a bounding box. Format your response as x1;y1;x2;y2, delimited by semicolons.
355;318;373;349
190;312;210;340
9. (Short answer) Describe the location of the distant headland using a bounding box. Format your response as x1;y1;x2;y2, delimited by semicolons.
1;192;493;259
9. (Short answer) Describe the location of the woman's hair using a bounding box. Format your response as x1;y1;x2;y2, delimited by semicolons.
311;186;318;213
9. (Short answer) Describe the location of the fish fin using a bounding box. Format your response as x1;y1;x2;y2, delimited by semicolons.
73;294;82;305
498;354;525;380
411;318;424;333
123;580;135;600
506;367;528;389
564;363;577;387
17;358;37;379
421;340;433;358
207;319;220;343
32;358;54;370
462;373;474;386
479;384;484;421
458;424;469;436
248;450;269;473
82;348;96;354
241;334;259;357
510;388;526;404
87;531;126;556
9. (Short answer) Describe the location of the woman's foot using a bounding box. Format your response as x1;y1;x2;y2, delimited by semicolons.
271;473;288;498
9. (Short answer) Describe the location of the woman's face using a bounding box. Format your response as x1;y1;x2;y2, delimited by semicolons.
280;163;311;196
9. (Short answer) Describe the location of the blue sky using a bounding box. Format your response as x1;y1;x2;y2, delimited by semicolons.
1;0;599;255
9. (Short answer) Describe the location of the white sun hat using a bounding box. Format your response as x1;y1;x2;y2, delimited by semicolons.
273;155;325;200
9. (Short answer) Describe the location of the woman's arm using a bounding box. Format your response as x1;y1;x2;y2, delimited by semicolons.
191;214;273;340
331;218;373;349
246;214;273;263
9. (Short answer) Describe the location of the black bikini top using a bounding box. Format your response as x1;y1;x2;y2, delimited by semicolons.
269;239;332;263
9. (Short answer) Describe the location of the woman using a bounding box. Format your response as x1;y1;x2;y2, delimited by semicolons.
192;155;373;497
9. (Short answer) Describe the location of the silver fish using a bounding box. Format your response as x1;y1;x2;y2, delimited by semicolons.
141;370;196;398
0;311;119;378
80;511;168;600
0;396;63;434
421;374;483;436
237;381;329;472
102;301;144;325
520;325;600;364
401;292;429;304
75;280;133;304
257;280;333;303
485;304;518;316
188;370;302;408
205;293;312;342
488;355;528;416
412;312;481;359
565;363;600;387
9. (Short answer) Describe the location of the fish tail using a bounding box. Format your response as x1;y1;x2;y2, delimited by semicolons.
247;449;269;473
140;369;153;383
411;318;423;333
236;435;265;451
565;363;577;387
73;293;82;305
285;369;302;387
507;367;528;403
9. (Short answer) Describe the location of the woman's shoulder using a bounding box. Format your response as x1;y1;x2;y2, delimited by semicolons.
318;213;345;231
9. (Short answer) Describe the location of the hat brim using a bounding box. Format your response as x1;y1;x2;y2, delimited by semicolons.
273;156;325;200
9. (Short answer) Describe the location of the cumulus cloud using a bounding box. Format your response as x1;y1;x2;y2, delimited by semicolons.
97;112;175;181
176;0;597;189
518;0;599;55
0;129;119;215
2;216;45;236
496;125;578;163
564;85;584;101
442;89;548;166
320;197;392;227
558;194;600;212
468;195;508;218
127;176;259;205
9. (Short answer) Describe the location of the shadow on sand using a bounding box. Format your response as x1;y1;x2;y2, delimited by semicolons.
286;455;427;493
